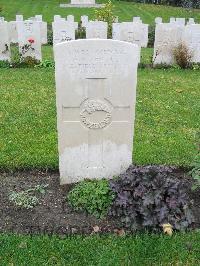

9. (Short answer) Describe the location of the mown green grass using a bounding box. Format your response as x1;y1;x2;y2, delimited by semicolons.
0;64;199;170
0;232;200;265
1;0;200;24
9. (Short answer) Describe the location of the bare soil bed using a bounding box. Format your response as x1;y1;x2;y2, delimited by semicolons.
0;166;199;235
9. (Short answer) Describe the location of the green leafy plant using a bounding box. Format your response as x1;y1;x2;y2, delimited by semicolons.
27;184;49;194
148;25;155;48
75;22;86;39
9;184;48;209
9;191;39;209
173;43;193;69
109;166;194;231
190;63;200;71
68;179;115;218
35;59;55;68
0;60;10;68
94;0;116;38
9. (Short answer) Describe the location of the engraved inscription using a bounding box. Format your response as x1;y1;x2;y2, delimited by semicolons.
80;100;112;129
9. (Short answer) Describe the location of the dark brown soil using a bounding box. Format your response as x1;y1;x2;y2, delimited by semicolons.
0;166;199;235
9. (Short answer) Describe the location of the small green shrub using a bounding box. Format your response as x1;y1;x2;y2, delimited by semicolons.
35;59;55;68
75;22;86;39
9;191;39;209
68;179;115;218
94;0;117;39
0;60;10;68
190;63;200;70
9;184;48;209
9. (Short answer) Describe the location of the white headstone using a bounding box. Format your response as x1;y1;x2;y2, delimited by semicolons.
54;39;139;184
17;20;42;61
114;16;119;23
133;17;142;23
52;21;75;45
71;0;95;4
67;15;78;30
54;15;61;22
35;15;43;22
41;21;48;44
118;22;148;48
112;23;121;40
67;15;74;22
155;17;162;24
183;24;200;63
81;15;88;28
187;18;195;25
140;23;149;48
16;15;23;21
0;21;11;61
8;21;18;43
29;15;47;44
170;17;176;23
86;21;107;39
153;23;184;65
176;18;185;26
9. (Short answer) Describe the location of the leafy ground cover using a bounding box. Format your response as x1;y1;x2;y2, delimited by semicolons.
0;232;200;265
0;0;200;24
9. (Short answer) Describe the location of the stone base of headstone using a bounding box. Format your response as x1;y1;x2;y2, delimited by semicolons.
60;3;104;8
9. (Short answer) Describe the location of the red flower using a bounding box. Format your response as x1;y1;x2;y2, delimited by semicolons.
28;38;34;44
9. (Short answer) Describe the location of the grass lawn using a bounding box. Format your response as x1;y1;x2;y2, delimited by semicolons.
0;0;200;24
0;59;199;170
0;232;200;265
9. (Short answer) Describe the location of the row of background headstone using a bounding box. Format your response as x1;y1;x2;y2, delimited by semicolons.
0;14;200;64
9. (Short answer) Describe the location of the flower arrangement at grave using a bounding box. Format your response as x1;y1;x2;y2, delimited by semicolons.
19;38;35;61
18;38;40;66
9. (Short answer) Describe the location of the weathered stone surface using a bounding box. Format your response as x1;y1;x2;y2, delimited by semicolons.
54;39;139;184
133;17;142;23
112;22;148;48
86;21;107;39
0;21;11;61
112;23;121;40
187;18;195;25
71;0;95;4
8;21;18;43
155;17;162;24
183;24;200;63
81;15;88;28
16;15;23;21
176;18;185;26
66;15;78;30
34;15;48;44
52;20;76;45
